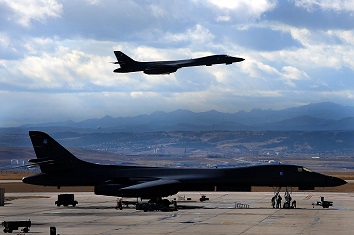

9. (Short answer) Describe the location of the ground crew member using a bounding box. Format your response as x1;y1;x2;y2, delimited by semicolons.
276;195;282;208
271;196;276;208
291;200;296;209
116;198;123;210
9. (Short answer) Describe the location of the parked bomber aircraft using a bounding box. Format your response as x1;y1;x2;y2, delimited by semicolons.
23;131;346;208
112;51;244;74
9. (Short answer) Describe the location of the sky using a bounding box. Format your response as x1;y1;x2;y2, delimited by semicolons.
1;0;354;127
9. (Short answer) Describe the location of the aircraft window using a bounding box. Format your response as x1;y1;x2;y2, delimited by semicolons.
303;167;312;172
297;167;303;172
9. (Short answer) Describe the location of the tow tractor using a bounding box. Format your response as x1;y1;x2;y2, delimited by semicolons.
55;194;78;207
2;220;31;233
312;196;333;208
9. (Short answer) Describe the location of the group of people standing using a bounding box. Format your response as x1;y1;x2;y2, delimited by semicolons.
271;194;282;208
271;193;296;209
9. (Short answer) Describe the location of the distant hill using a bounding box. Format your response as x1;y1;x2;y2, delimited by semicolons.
12;102;354;132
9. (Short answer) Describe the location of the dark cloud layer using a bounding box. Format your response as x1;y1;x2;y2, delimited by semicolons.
265;0;354;30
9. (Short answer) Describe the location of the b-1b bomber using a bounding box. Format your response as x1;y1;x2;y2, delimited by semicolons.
23;131;346;210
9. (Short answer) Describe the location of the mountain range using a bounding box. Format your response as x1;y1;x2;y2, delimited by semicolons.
15;102;354;132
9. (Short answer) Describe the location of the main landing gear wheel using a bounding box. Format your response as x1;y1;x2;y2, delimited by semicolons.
139;198;172;212
283;202;290;209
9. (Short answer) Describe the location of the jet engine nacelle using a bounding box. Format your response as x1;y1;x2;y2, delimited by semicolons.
94;183;179;198
94;184;128;196
298;186;315;190
143;66;178;75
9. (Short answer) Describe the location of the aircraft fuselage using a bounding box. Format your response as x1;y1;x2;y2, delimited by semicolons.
23;162;346;198
113;51;244;74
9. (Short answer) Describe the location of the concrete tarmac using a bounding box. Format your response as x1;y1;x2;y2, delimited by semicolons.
1;191;354;235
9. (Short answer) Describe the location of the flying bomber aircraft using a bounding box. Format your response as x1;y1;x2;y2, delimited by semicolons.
23;131;346;209
112;51;245;74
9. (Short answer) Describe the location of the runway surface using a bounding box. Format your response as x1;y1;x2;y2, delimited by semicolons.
1;191;354;235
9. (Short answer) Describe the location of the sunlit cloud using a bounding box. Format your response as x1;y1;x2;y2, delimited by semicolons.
165;24;214;44
0;0;63;27
293;0;354;13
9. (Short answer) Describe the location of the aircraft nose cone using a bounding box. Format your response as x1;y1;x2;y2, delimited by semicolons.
22;176;32;184
235;57;245;62
329;176;347;187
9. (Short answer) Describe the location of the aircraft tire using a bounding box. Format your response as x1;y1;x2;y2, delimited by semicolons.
283;202;290;209
149;203;157;211
142;204;149;212
136;203;142;210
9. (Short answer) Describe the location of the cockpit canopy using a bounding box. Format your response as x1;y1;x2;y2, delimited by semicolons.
297;167;312;173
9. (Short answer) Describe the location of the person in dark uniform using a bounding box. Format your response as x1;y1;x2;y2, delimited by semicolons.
271;196;276;208
276;195;282;209
291;200;296;209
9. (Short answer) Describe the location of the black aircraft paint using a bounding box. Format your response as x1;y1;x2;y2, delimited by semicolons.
112;51;245;75
23;131;346;199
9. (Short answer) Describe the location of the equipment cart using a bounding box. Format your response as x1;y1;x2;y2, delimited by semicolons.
2;220;31;233
55;194;78;207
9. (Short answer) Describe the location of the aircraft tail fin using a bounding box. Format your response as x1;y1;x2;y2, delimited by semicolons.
114;51;137;68
28;131;87;174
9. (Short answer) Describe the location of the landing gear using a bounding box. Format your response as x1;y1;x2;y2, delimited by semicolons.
283;186;293;209
283;201;290;209
136;197;176;212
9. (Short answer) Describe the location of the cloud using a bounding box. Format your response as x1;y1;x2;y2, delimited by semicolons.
165;24;214;44
207;0;276;18
227;26;302;51
216;15;231;23
0;33;10;48
149;4;168;18
0;0;63;28
281;66;308;79
266;0;354;30
280;66;309;87
240;59;279;78
0;46;113;91
293;0;354;13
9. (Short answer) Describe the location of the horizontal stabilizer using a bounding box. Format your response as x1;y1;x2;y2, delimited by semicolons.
28;158;52;163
